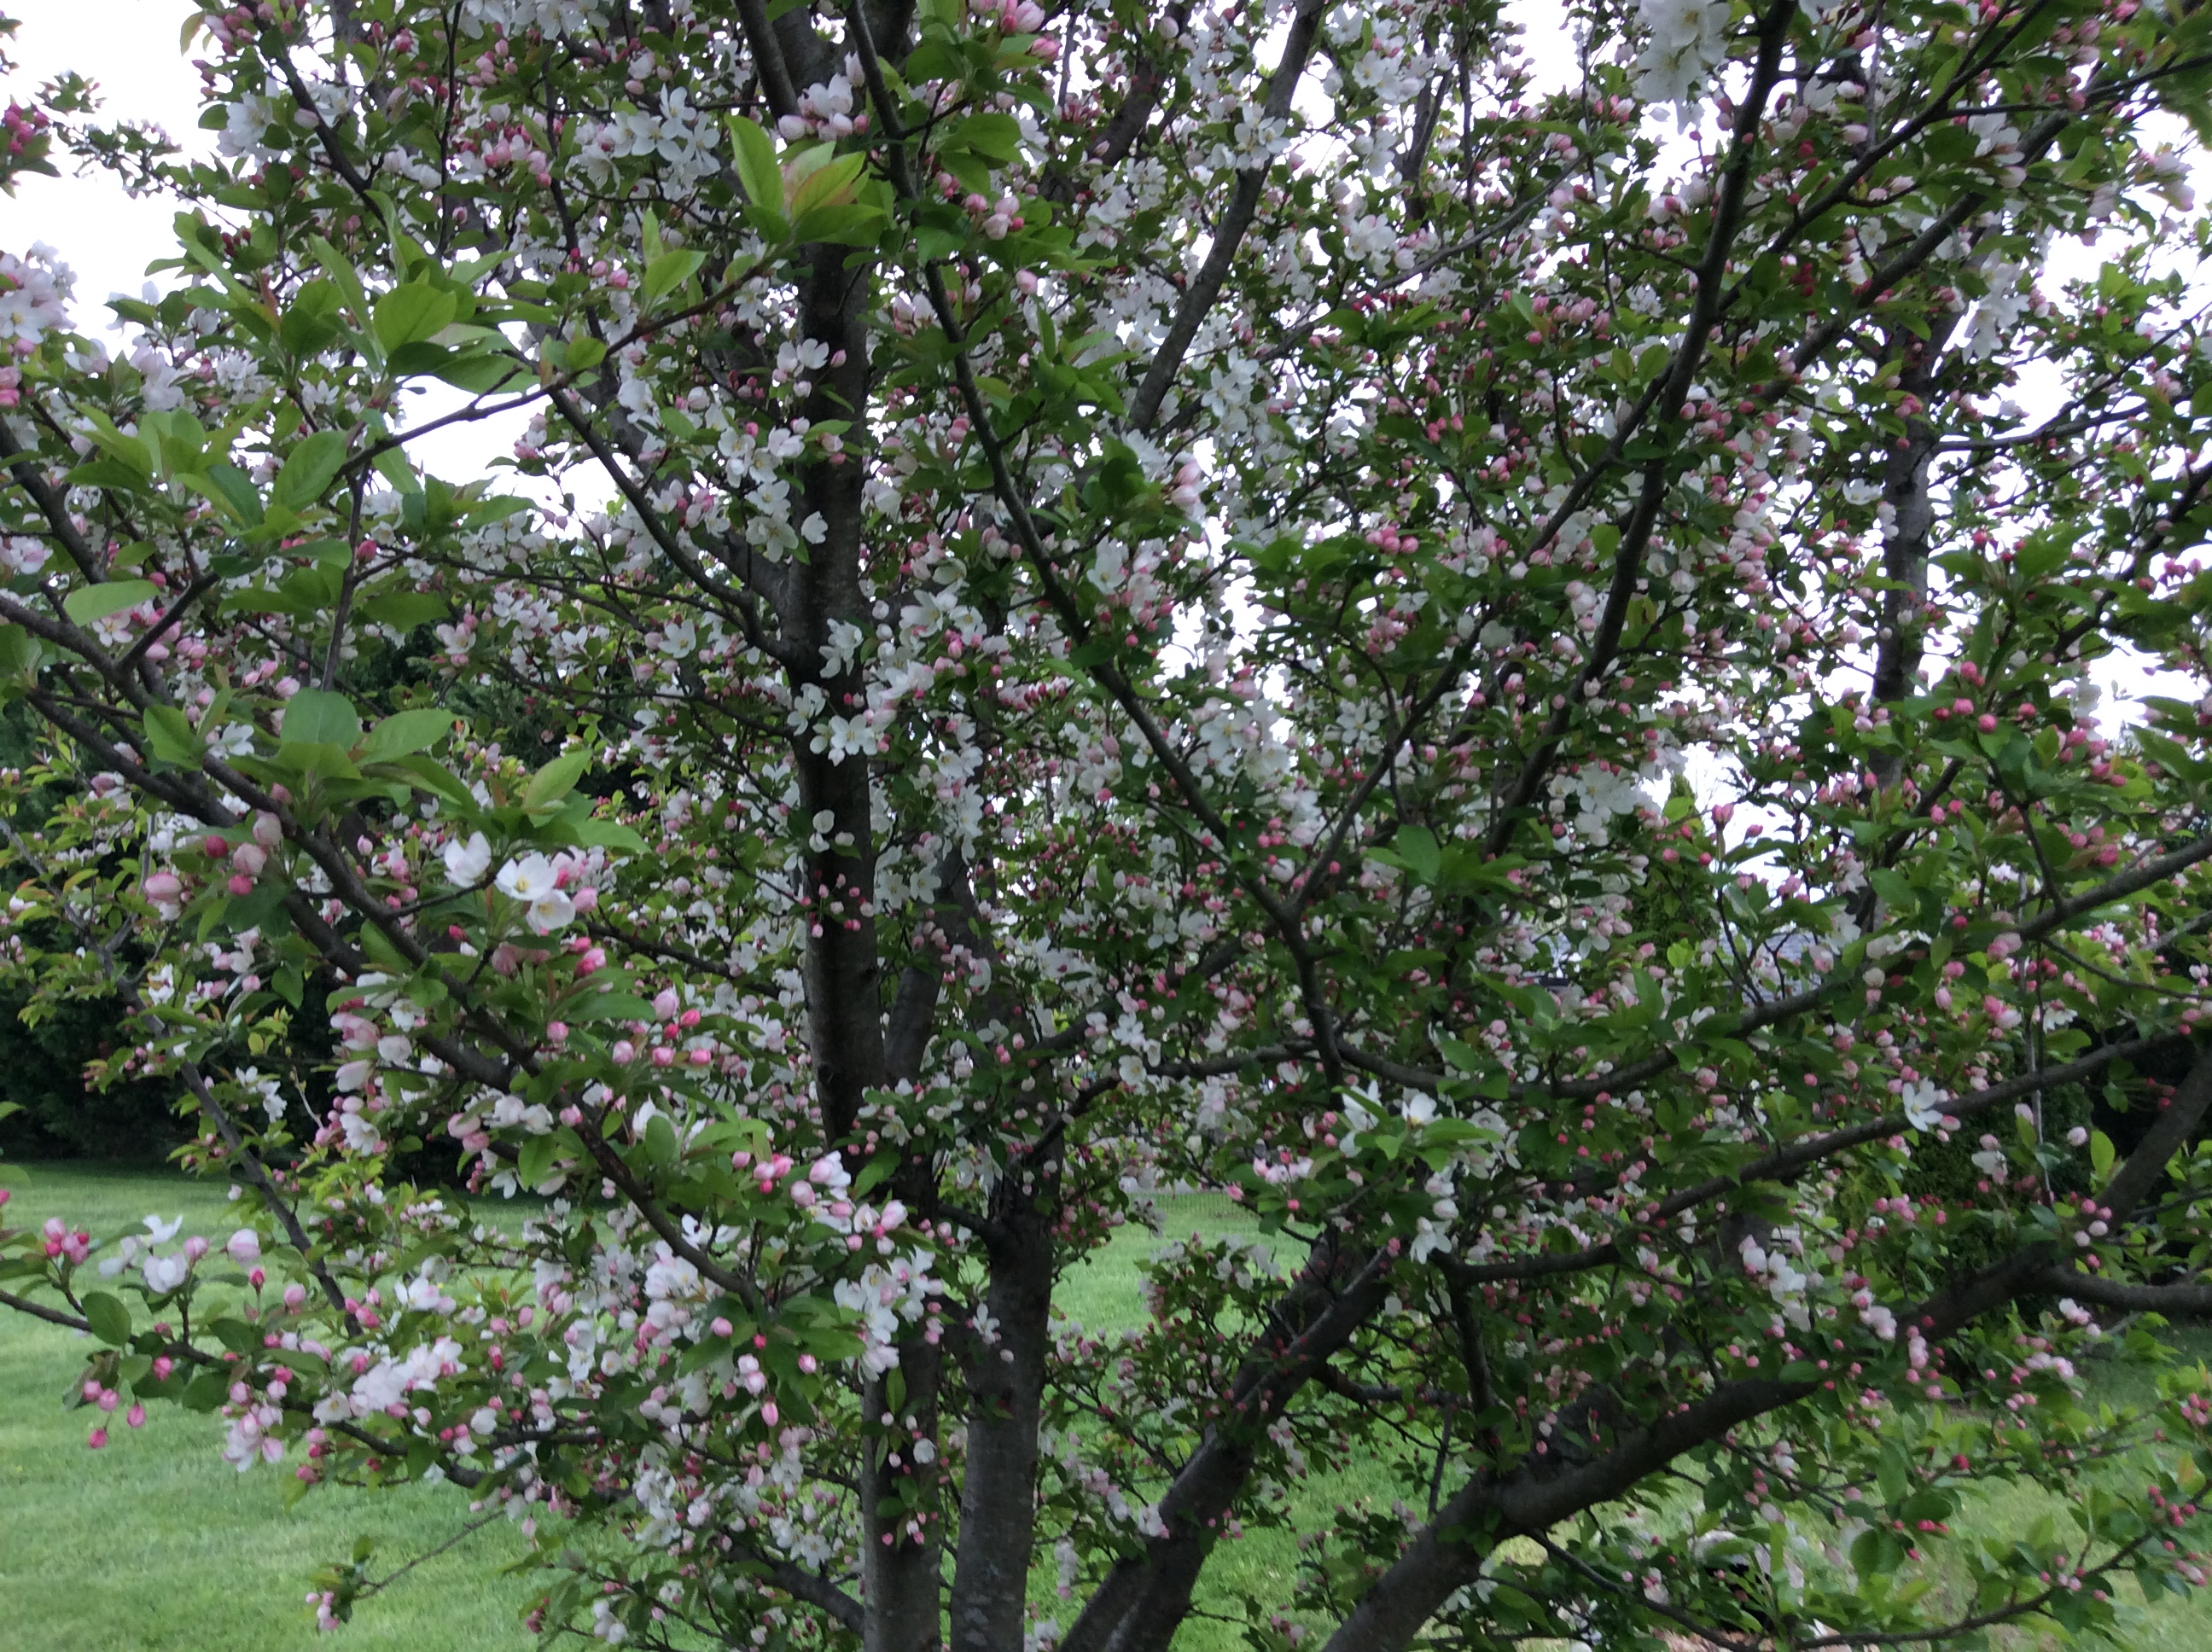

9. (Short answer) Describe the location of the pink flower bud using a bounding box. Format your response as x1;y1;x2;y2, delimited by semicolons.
652;988;680;1018
86;1427;108;1450
126;1403;146;1428
760;1401;778;1426
226;1229;262;1266
711;1317;733;1337
183;1235;209;1262
282;1283;307;1311
252;812;282;848
143;872;183;903
612;1040;636;1063
546;1021;569;1044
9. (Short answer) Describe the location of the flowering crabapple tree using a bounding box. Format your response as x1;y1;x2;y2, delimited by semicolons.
18;0;2212;1645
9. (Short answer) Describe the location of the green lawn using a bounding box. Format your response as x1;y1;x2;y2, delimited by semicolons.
0;1163;542;1652
8;1165;2212;1650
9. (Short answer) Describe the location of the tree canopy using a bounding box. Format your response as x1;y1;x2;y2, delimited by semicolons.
9;0;2212;1646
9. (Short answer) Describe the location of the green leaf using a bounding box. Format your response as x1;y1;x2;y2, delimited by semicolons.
372;281;458;352
306;235;370;318
81;1290;132;1346
1877;1441;1911;1506
951;111;1022;161
1868;868;1916;913
361;708;459;762
279;688;362;751
914;210;966;264
517;1134;558;1189
0;624;44;685
790;201;885;247
572;991;658;1022
143;705;204;766
280;278;346;357
1393;824;1441;884
388;754;474;806
63;580;159;627
431;350;527;393
642;248;707;304
2092;1129;2116;1179
360;590;450;630
522;747;590;815
66;458;154;492
462;495;532;528
558;335;608;374
370;447;419;496
185;462;265;526
272;429;348;511
789;151;868;216
728;115;783;214
573;816;646;854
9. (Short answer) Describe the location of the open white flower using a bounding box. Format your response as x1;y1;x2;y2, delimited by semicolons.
497;853;556;901
1337;1091;1379;1155
1901;1079;1948;1132
143;1251;190;1294
443;831;492;885
496;853;576;934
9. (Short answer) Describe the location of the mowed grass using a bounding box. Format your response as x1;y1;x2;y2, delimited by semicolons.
9;1165;2212;1650
0;1162;540;1652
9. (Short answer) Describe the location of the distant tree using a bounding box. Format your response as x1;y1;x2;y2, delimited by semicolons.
10;0;2212;1647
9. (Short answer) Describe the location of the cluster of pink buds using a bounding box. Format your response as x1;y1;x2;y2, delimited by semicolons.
1360;520;1419;553
476;128;551;187
0;100;49;159
777;67;869;142
212;812;283;895
733;1148;797;1193
972;0;1056;49
42;1216;90;1265
941;177;1025;240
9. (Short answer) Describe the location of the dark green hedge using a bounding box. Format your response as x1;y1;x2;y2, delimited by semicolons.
0;985;187;1161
